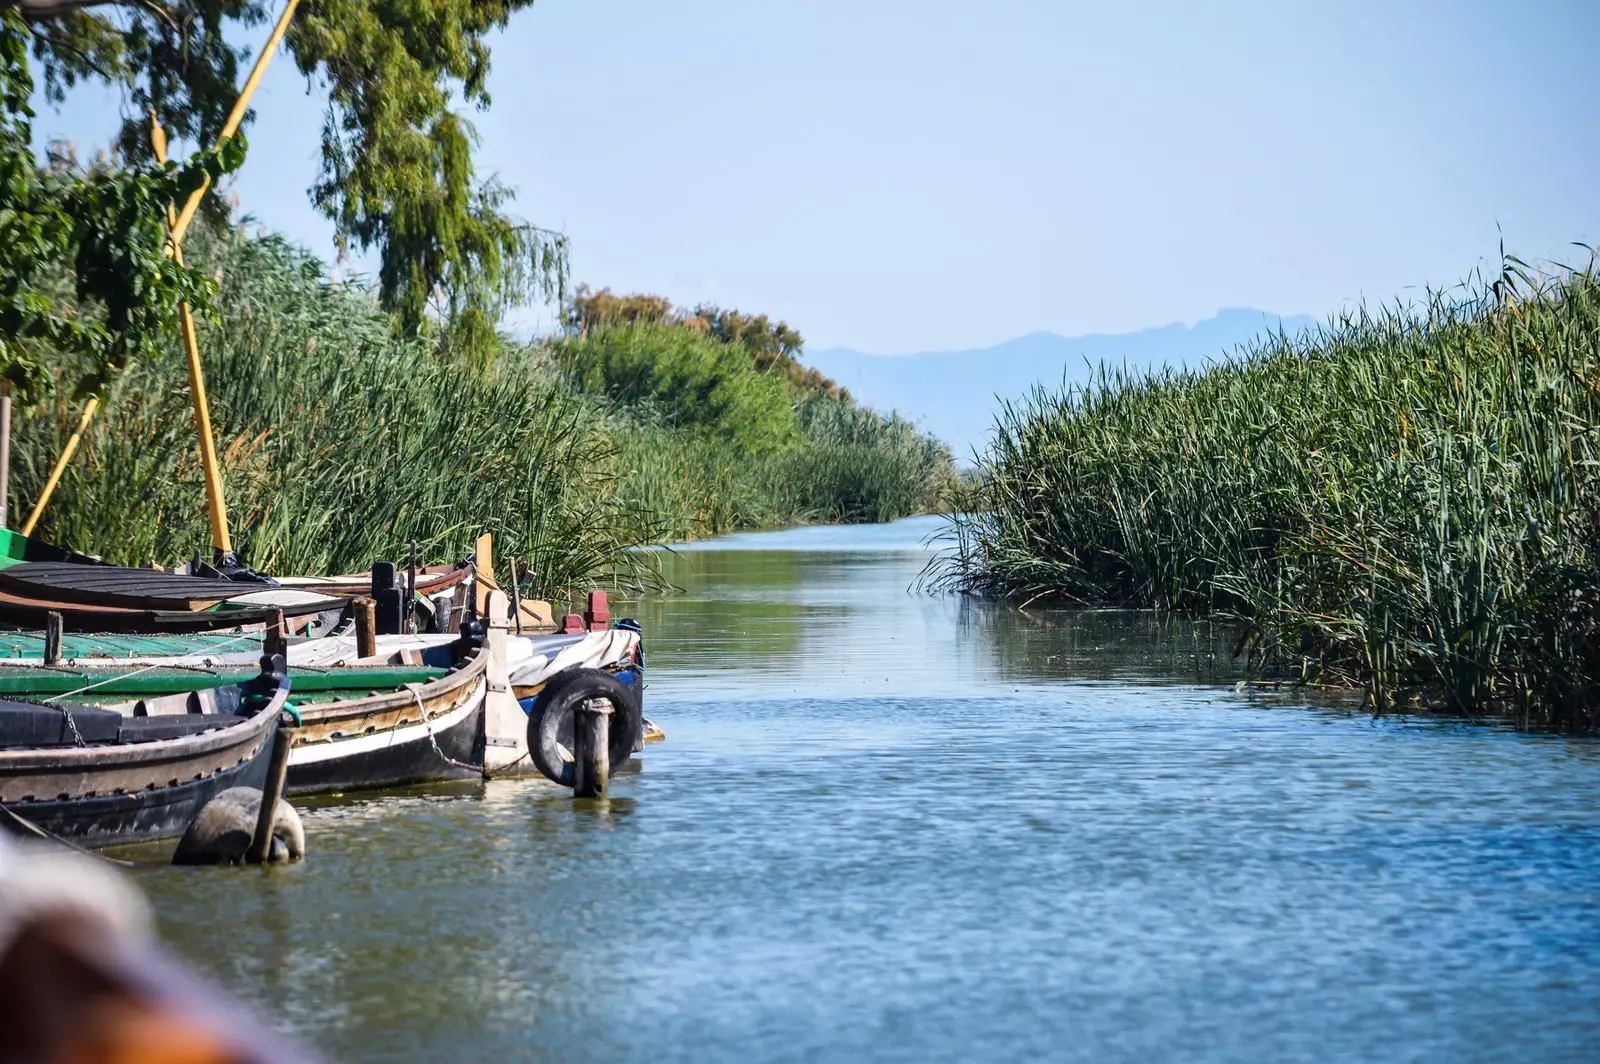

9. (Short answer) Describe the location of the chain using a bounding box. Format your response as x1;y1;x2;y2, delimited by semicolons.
57;706;87;747
404;685;486;773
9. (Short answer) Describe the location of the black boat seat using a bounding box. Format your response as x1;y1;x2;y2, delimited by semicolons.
117;715;239;741
0;701;122;746
0;700;244;747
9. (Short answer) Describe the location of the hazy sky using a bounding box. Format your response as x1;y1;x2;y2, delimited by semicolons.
33;0;1600;352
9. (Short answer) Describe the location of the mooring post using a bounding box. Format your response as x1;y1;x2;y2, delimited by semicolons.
407;539;418;634
572;697;613;798
354;596;377;658
247;725;294;864
509;558;524;636
43;611;62;666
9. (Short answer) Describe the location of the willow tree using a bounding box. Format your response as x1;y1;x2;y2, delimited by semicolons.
7;0;566;359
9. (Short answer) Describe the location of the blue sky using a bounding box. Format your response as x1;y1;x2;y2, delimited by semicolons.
32;0;1600;352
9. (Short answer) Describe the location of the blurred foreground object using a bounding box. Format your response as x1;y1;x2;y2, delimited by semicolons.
0;837;319;1064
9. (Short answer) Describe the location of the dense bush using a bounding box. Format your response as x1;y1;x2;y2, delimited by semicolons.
557;323;798;453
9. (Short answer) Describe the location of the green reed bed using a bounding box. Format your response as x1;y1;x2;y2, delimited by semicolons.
11;230;663;594
11;228;952;592
937;259;1600;731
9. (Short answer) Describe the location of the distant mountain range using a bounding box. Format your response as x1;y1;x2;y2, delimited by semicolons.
802;308;1320;459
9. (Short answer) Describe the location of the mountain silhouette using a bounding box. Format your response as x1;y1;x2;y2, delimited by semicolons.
802;308;1319;459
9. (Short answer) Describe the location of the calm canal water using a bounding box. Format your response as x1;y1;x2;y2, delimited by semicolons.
137;516;1600;1062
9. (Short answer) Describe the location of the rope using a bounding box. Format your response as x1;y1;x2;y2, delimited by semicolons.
43;631;266;704
0;803;137;868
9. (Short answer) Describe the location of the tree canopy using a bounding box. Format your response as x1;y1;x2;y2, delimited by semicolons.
8;0;564;344
566;286;849;401
0;9;243;402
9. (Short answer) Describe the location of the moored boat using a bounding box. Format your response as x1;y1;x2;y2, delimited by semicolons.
0;657;292;847
0;617;645;795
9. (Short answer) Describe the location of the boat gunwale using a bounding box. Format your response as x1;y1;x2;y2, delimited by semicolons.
289;643;488;733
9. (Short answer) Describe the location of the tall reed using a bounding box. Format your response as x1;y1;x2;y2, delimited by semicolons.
10;230;663;594
938;256;1600;731
10;227;953;590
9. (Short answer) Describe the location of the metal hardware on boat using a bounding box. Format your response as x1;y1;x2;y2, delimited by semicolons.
428;590;454;633
372;562;404;635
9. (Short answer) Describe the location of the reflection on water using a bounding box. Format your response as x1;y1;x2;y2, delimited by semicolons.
136;516;1600;1063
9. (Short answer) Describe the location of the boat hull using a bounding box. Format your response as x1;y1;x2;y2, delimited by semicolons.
0;674;290;848
0;748;273;847
285;679;485;796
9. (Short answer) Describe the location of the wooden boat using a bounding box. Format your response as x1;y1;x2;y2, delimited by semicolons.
282;630;490;796
0;645;476;799
0;619;646;793
0;658;291;848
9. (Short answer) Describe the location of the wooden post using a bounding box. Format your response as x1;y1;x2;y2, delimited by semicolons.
154;121;236;562
43;611;62;666
509;558;524;636
168;0;302;249
20;6;303;541
246;725;294;865
354;597;377;659
155;0;303;562
407;539;418;634
572;697;612;798
263;609;287;660
0;385;11;529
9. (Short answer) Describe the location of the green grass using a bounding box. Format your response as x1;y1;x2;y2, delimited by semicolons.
936;255;1600;732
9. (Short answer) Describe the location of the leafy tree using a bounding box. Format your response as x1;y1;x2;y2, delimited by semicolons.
0;10;242;402
7;0;564;349
559;323;799;455
566;286;850;401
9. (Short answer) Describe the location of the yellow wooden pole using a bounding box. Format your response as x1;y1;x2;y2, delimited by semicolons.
169;0;301;250
20;0;301;547
162;0;299;560
152;121;236;557
19;397;99;537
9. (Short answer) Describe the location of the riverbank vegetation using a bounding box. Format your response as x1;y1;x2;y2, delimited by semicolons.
938;255;1600;732
558;288;952;535
11;229;951;592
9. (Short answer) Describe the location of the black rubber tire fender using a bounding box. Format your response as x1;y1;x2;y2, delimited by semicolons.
526;668;642;786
